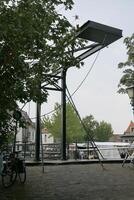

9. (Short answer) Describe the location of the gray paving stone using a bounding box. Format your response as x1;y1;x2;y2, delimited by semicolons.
0;163;134;200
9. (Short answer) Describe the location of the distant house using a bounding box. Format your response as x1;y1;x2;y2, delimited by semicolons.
16;111;36;151
41;128;54;144
109;134;122;142
16;111;54;150
121;121;134;143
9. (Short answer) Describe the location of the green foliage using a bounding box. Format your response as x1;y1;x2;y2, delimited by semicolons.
42;102;84;143
95;121;113;142
43;106;113;143
82;115;98;140
43;103;61;141
118;33;134;93
0;0;85;142
0;124;14;150
66;103;84;142
82;116;113;142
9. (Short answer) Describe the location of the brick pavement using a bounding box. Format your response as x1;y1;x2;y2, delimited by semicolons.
1;163;134;200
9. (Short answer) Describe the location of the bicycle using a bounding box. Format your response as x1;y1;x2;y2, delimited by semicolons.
1;151;26;188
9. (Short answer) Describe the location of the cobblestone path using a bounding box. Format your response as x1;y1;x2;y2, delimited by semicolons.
1;163;134;200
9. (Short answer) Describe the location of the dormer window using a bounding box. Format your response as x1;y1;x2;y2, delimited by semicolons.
131;127;134;133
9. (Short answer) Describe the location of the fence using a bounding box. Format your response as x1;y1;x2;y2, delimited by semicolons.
3;142;134;161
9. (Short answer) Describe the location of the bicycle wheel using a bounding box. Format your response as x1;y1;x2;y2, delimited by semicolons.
2;167;17;188
18;165;26;184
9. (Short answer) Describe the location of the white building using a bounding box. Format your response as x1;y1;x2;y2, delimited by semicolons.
15;111;54;151
41;128;54;144
16;111;35;145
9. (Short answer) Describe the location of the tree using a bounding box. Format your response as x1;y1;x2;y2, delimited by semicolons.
95;121;113;142
0;125;14;150
118;34;134;93
82;116;113;142
43;103;61;142
42;102;84;143
43;108;113;143
0;1;83;139
82;115;98;140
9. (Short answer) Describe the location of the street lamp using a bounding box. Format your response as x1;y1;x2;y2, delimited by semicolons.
126;85;134;114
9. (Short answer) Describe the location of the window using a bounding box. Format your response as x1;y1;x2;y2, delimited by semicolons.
44;134;47;143
17;145;19;151
131;127;134;133
32;132;34;141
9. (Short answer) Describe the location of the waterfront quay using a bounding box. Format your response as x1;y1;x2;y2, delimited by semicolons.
1;162;134;200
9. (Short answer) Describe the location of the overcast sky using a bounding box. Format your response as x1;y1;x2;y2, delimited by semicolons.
22;0;134;134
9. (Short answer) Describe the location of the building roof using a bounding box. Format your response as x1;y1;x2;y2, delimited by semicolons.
42;128;49;134
124;121;134;135
109;134;122;142
21;110;35;127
